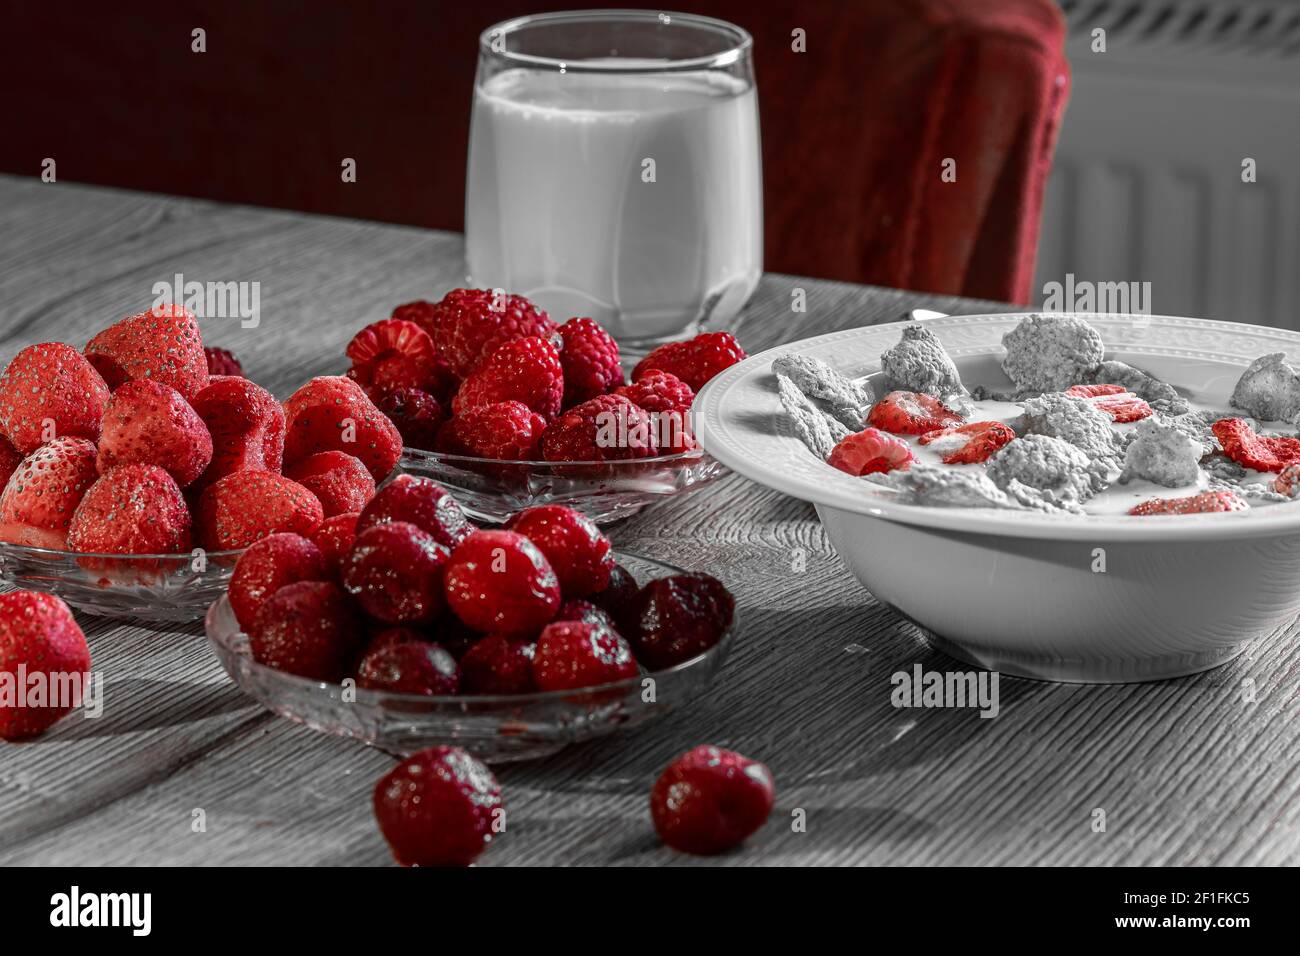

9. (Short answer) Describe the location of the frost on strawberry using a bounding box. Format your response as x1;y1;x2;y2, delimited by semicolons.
0;343;110;454
1212;417;1300;473
918;421;1015;464
867;390;964;435
1128;490;1248;516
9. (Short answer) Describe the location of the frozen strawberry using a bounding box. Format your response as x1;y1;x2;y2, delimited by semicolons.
453;335;564;420
918;420;1016;465
867;391;964;435
373;745;504;867
310;511;360;576
284;451;376;518
533;619;637;691
204;347;244;378
627;573;734;670
541;394;658;462
283;376;403;482
559;317;623;408
342;521;450;625
444;401;546;460
190;376;286;487
505;505;613;597
85;304;208;400
1213;418;1300;473
632;332;746;393
96;379;213;488
1128;490;1249;516
589;562;639;631
196;470;324;551
554;598;617;630
616;370;696;452
1093;393;1153;423
376;388;445;451
250;579;363;681
459;635;536;695
426;287;556;378
355;474;473;549
0;591;92;740
228;533;328;632
0;436;19;492
67;464;192;554
0;342;110;454
1065;383;1125;398
357;640;459;695
443;529;561;636
0;438;99;549
827;427;915;476
650;745;774;855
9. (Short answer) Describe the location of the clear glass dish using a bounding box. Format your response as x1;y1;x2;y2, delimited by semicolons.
0;542;242;622
396;447;728;524
204;552;733;762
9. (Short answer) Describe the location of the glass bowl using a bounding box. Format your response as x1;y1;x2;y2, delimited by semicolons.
204;552;734;762
0;541;242;622
396;447;728;524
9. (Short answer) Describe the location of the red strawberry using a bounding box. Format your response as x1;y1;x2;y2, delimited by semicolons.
0;343;110;453
282;376;403;482
67;464;193;555
372;745;504;867
249;579;363;681
0;436;20;491
1128;490;1249;516
459;634;537;695
84;304;209;400
342;522;450;625
453;335;564;420
505;505;613;597
1213;418;1300;473
918;420;1016;465
1273;464;1300;498
284;451;376;518
559;317;623;408
650;745;774;855
827;427;915;476
310;511;360;576
626;573;734;670
0;591;92;740
616;370;696;452
204;347;244;377
532;619;637;691
356;640;459;695
427;288;556;378
1093;393;1154;423
1065;384;1125;398
196;470;324;551
97;379;213;488
541;394;658;462
444;402;547;460
190;376;286;487
632;332;746;392
376;388;445;451
0;437;99;549
228;532;328;632
443;529;561;636
355;474;473;550
867;391;964;435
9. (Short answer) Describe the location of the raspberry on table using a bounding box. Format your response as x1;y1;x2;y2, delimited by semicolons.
626;572;734;670
426;288;556;379
559;317;623;408
504;505;613;597
532;619;638;691
616;370;696;452
443;529;561;636
649;745;775;855
631;331;746;392
346;318;446;402
541;394;658;462
453;335;564;421
827;426;914;476
342;521;451;625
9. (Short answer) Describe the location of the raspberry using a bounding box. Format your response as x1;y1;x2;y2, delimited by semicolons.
649;746;774;855
459;634;537;694
1065;384;1125;398
196;470;324;551
228;533;328;632
189;376;286;488
427;288;556;378
0;342;110;454
532;620;638;691
1213;418;1300;473
356;640;459;695
616;370;696;452
67;464;193;555
632;332;746;392
447;401;547;460
827;427;915;476
1092;393;1154;423
310;511;360;577
343;521;450;625
626;573;734;670
282;376;403;482
558;317;623;408
589;562;640;631
346;318;444;402
0;437;99;550
541;394;658;462
1128;490;1249;516
390;299;440;338
372;746;503;867
285;451;376;518
867;391;964;435
204;347;244;377
443;529;561;636
97;379;214;488
250;580;363;681
376;388;445;451
0;592;92;740
85;303;209;400
505;505;613;597
453;335;564;420
555;598;617;630
918;420;1015;465
355;474;473;550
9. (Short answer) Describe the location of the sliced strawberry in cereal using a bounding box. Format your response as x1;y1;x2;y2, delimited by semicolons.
827;427;914;476
1273;463;1300;498
1128;490;1248;516
918;420;1016;464
867;391;964;435
1212;418;1300;473
1065;384;1126;398
1092;393;1153;423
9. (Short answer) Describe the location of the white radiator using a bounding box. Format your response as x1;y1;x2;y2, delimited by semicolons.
1034;0;1300;328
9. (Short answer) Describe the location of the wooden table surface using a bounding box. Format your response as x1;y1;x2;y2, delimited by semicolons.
0;174;1295;867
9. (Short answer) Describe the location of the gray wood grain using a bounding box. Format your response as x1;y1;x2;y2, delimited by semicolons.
0;174;1295;866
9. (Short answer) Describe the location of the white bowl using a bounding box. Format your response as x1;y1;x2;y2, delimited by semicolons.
693;312;1300;683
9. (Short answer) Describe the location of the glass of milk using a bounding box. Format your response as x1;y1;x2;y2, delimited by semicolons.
466;10;762;348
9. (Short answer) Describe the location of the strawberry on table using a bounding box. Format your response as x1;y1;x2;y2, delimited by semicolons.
190;376;286;487
827;426;914;476
0;342;110;453
558;317;623;408
67;463;193;555
196;469;324;551
0;591;92;740
1092;393;1153;423
425;288;556;379
1065;383;1125;398
452;335;564;420
632;331;746;393
918;420;1016;465
867;390;964;435
84;304;209;400
284;451;376;518
0;437;99;550
282;375;403;482
97;379;213;487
